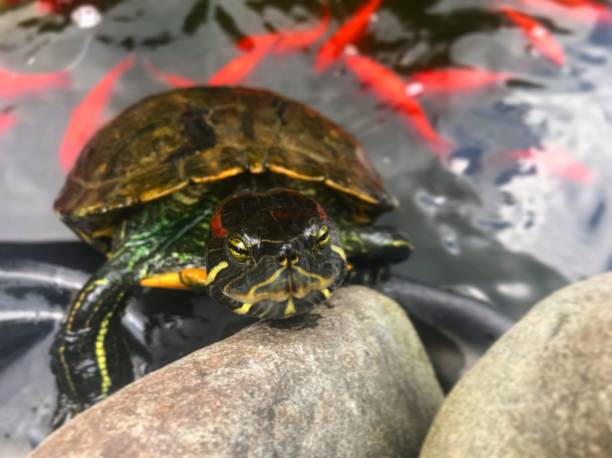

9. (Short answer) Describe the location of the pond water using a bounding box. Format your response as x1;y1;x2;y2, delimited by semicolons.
2;0;611;319
0;0;611;450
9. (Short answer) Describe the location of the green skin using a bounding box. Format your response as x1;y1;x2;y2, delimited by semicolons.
50;185;412;427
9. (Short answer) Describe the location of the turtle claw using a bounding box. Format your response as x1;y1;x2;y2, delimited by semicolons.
51;393;86;430
346;265;390;286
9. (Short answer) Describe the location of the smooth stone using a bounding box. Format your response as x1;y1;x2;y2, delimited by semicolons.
420;272;612;458
31;286;443;458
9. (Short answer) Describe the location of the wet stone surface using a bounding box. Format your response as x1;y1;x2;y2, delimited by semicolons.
31;286;443;458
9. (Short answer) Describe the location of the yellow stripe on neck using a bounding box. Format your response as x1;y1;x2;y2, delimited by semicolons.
204;261;229;285
331;245;347;262
234;303;253;315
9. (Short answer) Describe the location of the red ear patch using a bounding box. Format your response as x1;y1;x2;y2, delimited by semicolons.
272;209;291;220
210;210;227;238
315;202;328;220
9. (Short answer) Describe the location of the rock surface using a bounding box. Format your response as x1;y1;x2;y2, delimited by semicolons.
31;286;443;458
420;272;612;458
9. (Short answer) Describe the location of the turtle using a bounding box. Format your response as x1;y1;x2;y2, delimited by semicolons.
51;86;413;425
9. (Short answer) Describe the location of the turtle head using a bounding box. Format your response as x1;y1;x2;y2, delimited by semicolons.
205;189;348;319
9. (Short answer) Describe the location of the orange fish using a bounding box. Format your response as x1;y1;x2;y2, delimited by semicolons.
0;67;69;99
36;0;70;14
0;112;16;137
406;68;511;97
499;6;565;66
344;53;452;159
208;35;277;86
155;7;330;90
143;60;197;88
519;0;611;25
237;6;331;53
510;147;593;183
59;55;134;172
316;0;382;72
275;6;331;52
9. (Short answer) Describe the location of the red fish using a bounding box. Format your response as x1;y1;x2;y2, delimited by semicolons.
235;32;280;52
499;6;565;66
59;55;134;172
0;112;16;137
237;6;331;53
316;0;382;72
519;0;611;25
275;6;331;52
0;67;69;99
510;147;592;183
208;35;277;86
344;53;452;159
36;0;70;14
406;68;511;97
143;60;197;88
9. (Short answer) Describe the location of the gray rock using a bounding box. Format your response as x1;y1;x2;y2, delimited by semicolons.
31;286;443;458
420;272;612;458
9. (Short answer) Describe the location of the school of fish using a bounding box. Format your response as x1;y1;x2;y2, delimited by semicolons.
1;0;608;183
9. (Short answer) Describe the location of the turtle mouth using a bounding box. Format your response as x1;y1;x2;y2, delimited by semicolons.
222;264;344;319
230;290;329;319
224;265;334;303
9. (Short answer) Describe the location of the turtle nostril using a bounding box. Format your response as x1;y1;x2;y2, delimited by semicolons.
278;253;299;266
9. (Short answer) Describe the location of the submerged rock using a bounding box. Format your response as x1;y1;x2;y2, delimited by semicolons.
420;272;612;458
31;286;443;458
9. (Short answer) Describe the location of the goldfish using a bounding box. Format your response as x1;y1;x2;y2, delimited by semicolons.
208;34;277;86
143;60;197;89
0;67;69;99
405;68;511;97
499;6;565;66
518;0;611;25
0;112;16;137
316;0;382;72
151;7;330;90
344;53;452;159
275;6;331;52
510;147;592;183
237;6;331;53
59;55;134;172
36;0;71;14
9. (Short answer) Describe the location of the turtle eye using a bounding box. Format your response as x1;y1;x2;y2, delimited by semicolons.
316;225;330;248
227;237;250;262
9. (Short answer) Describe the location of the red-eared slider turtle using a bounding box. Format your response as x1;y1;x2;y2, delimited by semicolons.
51;86;412;425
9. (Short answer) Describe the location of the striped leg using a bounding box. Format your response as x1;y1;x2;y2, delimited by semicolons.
50;268;133;428
50;196;217;427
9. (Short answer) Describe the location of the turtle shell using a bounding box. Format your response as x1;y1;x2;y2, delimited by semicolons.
55;87;397;249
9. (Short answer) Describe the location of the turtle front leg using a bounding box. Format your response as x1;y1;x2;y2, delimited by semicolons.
50;266;133;428
50;254;210;428
339;225;413;286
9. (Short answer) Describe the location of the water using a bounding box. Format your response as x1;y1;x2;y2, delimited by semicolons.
1;0;611;452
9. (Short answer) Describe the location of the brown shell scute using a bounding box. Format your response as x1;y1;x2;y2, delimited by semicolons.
55;86;396;243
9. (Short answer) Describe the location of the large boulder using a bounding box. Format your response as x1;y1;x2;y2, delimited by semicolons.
31;286;443;458
420;272;612;458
